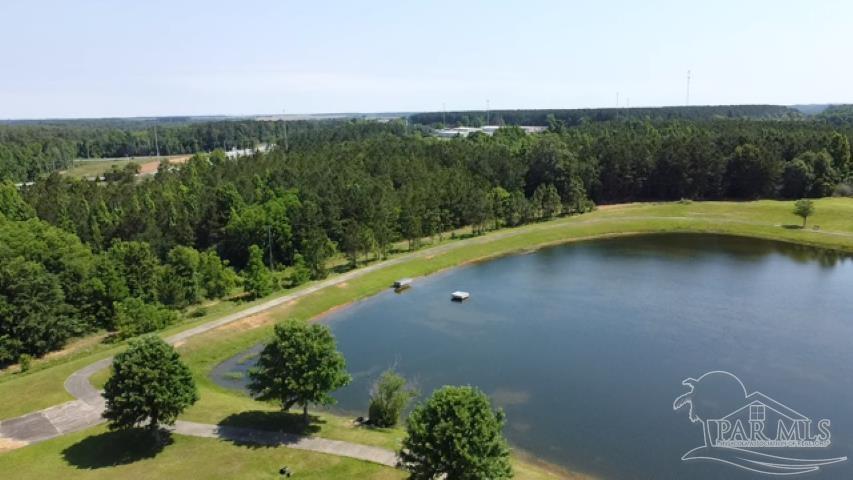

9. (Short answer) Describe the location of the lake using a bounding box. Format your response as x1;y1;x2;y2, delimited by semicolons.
211;234;853;479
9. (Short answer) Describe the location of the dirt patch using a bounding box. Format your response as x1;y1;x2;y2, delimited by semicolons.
138;154;192;175
216;312;273;332
595;203;633;211
0;437;29;452
42;333;108;362
336;282;349;289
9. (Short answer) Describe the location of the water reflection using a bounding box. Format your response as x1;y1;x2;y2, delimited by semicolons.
211;234;853;480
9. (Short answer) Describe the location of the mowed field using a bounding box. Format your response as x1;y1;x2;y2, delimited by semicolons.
2;199;853;479
62;154;192;178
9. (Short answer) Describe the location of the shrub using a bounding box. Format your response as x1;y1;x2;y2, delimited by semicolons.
18;353;32;372
289;253;311;287
368;370;417;427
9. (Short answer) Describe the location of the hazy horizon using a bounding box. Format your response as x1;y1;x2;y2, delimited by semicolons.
2;0;851;119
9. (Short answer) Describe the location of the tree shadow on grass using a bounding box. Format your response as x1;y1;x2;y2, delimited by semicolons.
215;410;324;448
62;428;173;469
782;224;805;230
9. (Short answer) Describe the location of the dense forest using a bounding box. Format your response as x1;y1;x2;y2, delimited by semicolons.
0;118;407;182
1;112;852;366
410;104;804;128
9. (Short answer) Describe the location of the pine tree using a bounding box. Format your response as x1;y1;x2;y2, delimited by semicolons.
243;244;274;299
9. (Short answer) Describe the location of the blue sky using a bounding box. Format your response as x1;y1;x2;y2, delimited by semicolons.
1;0;850;118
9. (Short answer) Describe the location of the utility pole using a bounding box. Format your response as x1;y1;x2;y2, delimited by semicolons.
282;109;288;153
486;99;490;125
154;126;160;156
442;102;446;125
616;92;620;107
686;70;691;106
267;225;274;270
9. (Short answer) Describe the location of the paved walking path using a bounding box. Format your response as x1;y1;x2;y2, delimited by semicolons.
3;211;843;459
1;218;547;458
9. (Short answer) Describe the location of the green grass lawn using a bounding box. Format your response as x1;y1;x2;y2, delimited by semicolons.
0;293;280;418
4;198;853;479
0;425;404;480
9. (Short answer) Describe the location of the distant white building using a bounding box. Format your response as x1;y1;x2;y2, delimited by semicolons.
433;125;546;138
225;143;274;159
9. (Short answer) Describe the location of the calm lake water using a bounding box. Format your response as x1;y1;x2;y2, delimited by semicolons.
212;234;853;479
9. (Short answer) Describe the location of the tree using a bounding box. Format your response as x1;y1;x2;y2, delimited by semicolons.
488;187;510;230
108;241;161;301
368;369;417;427
103;335;198;436
289;253;311;287
725;144;780;199
793;199;815;227
809;150;838;197
248;319;351;422
299;227;336;279
533;183;562;219
0;257;70;364
0;181;35;220
198;250;238;299
81;254;129;330
781;159;814;199
113;297;178;339
399;386;513;480
827;132;851;176
158;246;201;308
243;244;274;299
221;195;297;269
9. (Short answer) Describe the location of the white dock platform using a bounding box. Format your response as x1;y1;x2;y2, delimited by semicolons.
451;291;470;301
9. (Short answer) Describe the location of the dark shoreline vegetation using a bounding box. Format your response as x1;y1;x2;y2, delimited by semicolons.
1;106;853;366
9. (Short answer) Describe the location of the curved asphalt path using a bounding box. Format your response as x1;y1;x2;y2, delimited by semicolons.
0;217;590;461
2;212;845;460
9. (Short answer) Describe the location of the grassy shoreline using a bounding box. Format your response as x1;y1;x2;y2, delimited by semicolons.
3;199;853;479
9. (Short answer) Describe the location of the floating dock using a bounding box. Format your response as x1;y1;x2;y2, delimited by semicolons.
451;291;470;301
393;278;413;290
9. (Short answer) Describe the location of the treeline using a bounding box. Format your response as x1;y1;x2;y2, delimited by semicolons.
3;117;853;365
0;118;408;182
0;186;241;364
817;105;853;128
570;120;852;201
410;105;803;127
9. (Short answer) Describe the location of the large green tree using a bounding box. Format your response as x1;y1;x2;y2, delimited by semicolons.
0;257;69;364
399;386;513;480
108;241;161;301
158;246;202;308
243;244;274;298
0;181;34;220
248;319;351;422
103;335;198;435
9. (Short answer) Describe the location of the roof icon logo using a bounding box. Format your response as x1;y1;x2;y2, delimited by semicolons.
673;370;847;475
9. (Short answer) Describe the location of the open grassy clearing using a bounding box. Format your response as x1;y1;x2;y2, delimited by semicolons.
4;199;853;478
61;154;191;178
